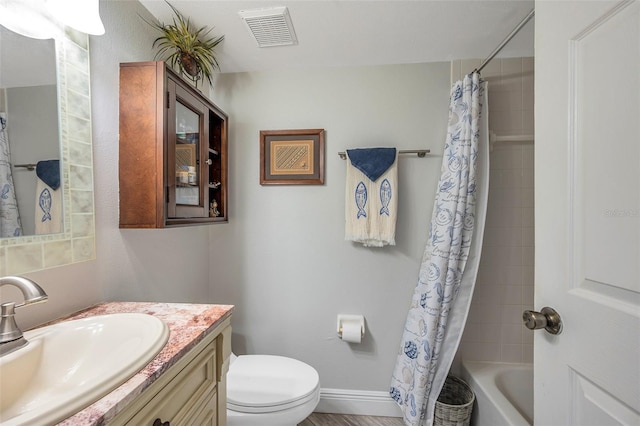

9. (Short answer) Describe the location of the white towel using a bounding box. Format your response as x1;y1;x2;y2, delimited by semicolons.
345;149;398;247
35;179;62;234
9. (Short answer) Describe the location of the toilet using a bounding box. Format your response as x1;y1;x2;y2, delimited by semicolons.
226;353;320;426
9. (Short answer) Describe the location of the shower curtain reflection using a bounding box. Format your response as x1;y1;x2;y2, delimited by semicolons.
0;113;23;237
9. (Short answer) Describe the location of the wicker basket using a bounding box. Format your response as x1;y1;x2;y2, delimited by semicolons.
434;376;475;426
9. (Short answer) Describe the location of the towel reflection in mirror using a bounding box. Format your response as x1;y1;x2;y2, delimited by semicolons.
35;159;61;234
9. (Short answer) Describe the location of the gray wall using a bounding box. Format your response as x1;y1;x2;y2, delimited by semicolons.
89;0;211;304
10;0;493;399
209;64;450;391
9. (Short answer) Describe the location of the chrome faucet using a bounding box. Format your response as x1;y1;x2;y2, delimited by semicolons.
0;276;48;356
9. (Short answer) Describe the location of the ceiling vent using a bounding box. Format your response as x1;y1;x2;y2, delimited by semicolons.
239;6;298;48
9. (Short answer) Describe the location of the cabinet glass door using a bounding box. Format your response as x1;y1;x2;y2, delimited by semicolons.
168;79;210;220
175;100;200;206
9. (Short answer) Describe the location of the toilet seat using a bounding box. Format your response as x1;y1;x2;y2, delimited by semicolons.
227;355;320;414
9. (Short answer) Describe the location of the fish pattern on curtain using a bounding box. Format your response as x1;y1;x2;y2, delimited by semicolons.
390;73;486;426
0;113;23;237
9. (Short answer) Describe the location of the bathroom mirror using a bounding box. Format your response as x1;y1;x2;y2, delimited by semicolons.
0;26;60;237
0;25;95;274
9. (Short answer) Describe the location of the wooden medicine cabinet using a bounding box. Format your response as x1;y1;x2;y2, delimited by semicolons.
119;61;228;228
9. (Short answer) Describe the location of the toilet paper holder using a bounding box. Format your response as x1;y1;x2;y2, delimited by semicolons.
337;314;365;339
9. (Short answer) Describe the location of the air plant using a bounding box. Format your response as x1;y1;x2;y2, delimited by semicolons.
144;1;224;87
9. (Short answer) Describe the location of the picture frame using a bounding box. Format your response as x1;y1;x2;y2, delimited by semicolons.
260;129;325;185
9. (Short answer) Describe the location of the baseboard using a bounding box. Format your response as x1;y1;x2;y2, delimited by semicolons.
314;388;403;418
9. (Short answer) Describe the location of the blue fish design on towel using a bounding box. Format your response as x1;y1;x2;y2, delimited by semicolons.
379;178;392;216
345;148;397;247
355;181;367;219
39;188;52;222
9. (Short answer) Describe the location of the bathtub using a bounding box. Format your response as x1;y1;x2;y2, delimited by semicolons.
460;360;533;426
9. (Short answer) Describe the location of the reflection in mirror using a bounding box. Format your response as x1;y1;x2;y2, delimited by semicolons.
0;26;60;236
0;25;95;275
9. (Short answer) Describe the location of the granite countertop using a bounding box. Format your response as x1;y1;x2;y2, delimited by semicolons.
51;302;234;425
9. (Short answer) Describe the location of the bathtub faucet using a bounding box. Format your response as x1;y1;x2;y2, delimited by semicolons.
0;276;48;356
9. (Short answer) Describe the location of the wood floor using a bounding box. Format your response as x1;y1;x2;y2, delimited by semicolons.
299;413;404;425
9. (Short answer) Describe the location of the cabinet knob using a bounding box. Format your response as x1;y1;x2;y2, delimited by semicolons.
205;159;213;165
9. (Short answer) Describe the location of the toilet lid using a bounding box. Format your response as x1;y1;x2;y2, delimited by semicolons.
227;355;320;414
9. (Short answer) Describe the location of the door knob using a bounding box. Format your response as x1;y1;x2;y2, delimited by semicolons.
523;307;562;335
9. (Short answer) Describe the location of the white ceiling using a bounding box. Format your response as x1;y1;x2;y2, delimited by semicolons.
138;0;535;74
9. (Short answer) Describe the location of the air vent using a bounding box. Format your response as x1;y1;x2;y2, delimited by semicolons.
239;6;297;48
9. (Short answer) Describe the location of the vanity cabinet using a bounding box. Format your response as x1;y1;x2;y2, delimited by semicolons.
108;320;231;426
119;61;228;228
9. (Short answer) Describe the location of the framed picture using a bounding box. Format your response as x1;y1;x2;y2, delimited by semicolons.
260;129;325;185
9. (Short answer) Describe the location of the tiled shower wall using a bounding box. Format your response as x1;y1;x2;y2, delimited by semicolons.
453;58;535;364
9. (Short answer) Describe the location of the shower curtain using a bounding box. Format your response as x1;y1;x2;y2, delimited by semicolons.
390;72;488;426
0;113;23;237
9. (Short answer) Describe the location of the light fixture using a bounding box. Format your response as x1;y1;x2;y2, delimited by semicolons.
0;0;104;40
0;0;58;39
47;0;105;36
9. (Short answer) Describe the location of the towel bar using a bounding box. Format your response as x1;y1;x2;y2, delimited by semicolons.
338;149;430;160
14;163;37;171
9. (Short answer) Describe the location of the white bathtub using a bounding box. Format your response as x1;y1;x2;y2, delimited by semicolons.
460;360;533;426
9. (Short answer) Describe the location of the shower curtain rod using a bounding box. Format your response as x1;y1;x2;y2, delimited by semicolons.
476;8;535;74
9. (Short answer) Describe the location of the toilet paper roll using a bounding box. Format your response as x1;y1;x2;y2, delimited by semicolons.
340;320;362;343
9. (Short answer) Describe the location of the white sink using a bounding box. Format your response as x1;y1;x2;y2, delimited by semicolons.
0;313;169;425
